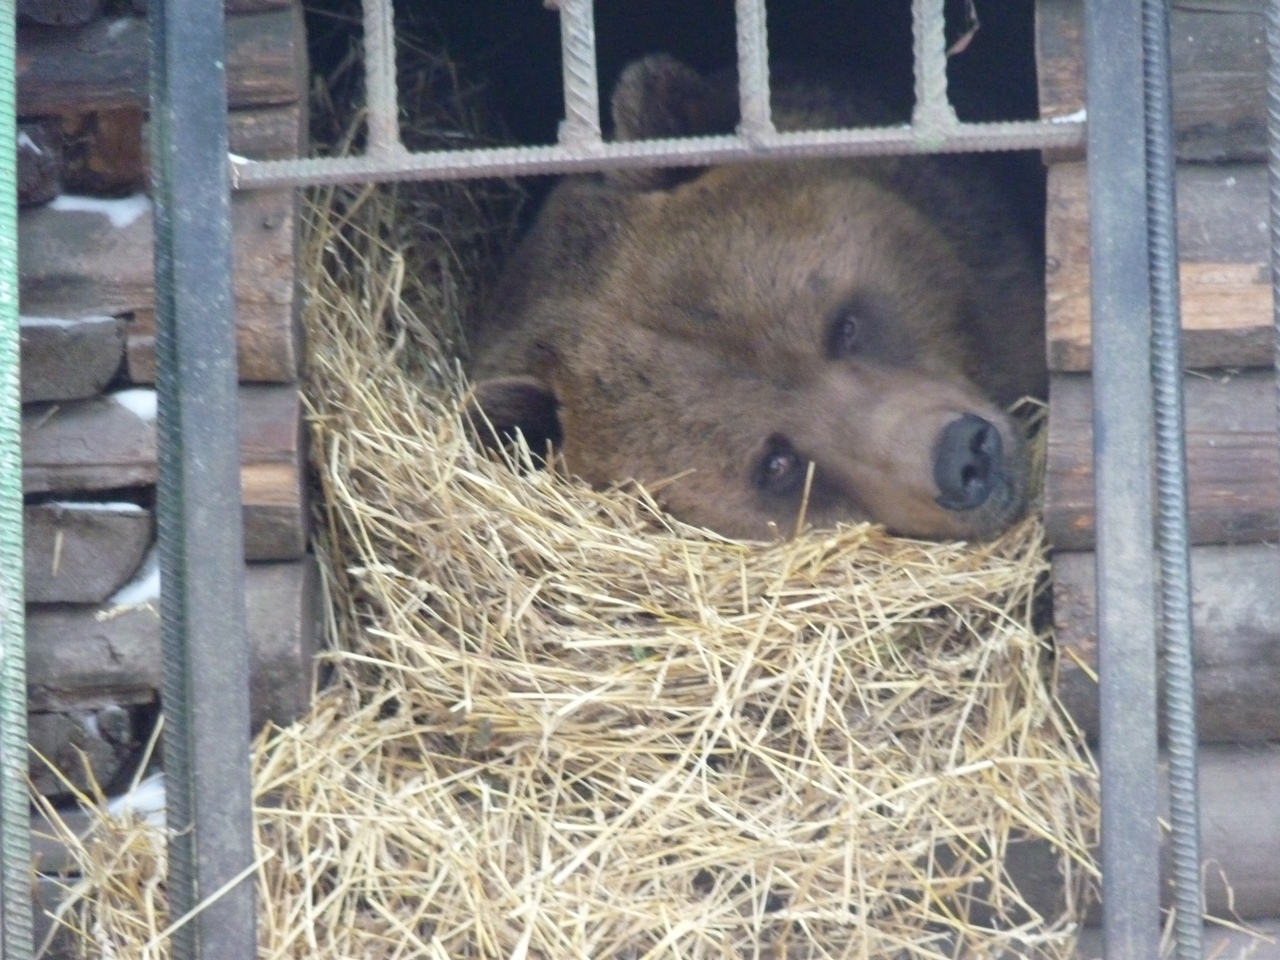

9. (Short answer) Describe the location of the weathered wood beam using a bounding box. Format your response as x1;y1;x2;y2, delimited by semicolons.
19;314;124;403
1045;372;1279;549
17;7;307;115
1038;0;1266;161
19;188;300;383
26;557;320;729
1054;544;1280;744
1046;161;1274;372
22;385;306;560
24;502;152;604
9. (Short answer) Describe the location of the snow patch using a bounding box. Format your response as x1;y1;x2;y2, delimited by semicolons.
105;772;166;829
20;314;113;329
228;153;254;165
109;546;159;607
17;131;40;155
106;18;132;40
46;501;145;514
1051;108;1087;124
111;388;157;423
50;193;150;229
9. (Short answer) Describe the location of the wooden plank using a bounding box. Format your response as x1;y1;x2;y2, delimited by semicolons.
57;106;145;196
225;102;307;161
22;391;157;493
20;314;125;403
18;118;62;207
17;7;307;115
1045;372;1280;549
1046;161;1274;372
28;704;141;798
18;0;102;26
20;187;301;383
1035;742;1280;923
1054;544;1280;744
1039;0;1267;161
27;557;321;730
21;385;306;559
50;103;307;200
240;385;307;560
25;502;152;604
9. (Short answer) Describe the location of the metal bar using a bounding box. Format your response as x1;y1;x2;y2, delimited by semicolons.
911;0;959;141
1142;0;1203;956
361;0;403;155
1084;1;1162;958
553;0;602;147
150;0;257;954
735;0;775;140
0;0;32;951
232;118;1086;190
1269;0;1280;565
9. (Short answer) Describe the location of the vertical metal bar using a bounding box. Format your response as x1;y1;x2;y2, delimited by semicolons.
911;0;959;138
150;0;257;955
735;0;775;140
553;0;602;147
0;0;33;952
1269;2;1280;543
1142;0;1203;956
362;0;403;155
1083;2;1163;958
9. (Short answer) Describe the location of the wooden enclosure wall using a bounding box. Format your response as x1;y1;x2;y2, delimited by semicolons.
15;0;319;803
1039;0;1280;942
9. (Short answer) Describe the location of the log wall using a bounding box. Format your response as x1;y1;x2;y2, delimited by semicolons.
16;0;317;808
1038;0;1280;941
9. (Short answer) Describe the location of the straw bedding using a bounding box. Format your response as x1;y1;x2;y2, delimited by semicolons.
38;45;1099;960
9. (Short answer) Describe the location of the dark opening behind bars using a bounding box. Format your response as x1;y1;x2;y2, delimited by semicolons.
0;0;1225;958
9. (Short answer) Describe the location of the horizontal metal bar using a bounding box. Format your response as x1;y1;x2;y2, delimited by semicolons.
232;118;1084;190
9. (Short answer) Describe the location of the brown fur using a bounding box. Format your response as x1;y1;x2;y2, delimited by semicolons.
468;55;1045;542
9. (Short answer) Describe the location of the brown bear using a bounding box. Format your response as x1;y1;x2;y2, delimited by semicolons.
467;55;1046;542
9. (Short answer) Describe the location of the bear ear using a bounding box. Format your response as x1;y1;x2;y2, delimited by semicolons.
609;54;736;190
465;376;563;459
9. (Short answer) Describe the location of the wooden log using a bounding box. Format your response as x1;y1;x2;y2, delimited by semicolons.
25;502;152;604
1038;0;1267;162
225;102;308;160
1018;745;1280;922
1046;161;1274;373
22;385;306;560
57;106;145;196
240;384;307;561
18;0;101;26
18;118;62;207
23;390;157;493
49;102;308;200
20;187;301;383
1045;371;1280;549
26;557;322;731
19;314;125;403
17;7;307;115
28;703;141;797
1053;544;1280;744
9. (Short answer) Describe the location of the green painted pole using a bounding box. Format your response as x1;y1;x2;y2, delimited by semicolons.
0;0;33;954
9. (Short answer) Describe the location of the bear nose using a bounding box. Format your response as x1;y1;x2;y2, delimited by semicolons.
932;414;1002;511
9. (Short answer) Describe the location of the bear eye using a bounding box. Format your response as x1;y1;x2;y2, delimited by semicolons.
754;436;807;496
827;310;862;359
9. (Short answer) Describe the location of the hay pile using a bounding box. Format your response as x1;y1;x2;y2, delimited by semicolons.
38;48;1098;960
